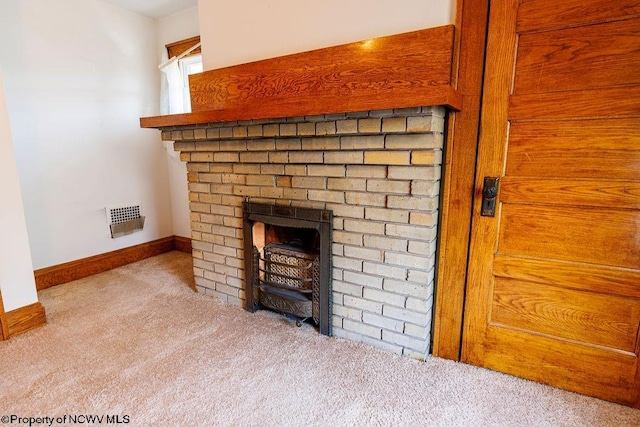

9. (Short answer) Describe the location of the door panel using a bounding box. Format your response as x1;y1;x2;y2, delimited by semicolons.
507;120;640;180
499;205;640;268
514;19;640;94
462;0;640;407
491;277;640;352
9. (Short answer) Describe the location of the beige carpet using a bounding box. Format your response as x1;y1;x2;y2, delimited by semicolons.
1;252;638;426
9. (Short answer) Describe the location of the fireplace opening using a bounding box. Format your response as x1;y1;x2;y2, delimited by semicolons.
242;201;333;335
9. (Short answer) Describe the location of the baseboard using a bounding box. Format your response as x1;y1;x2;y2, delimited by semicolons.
6;302;46;338
0;291;8;340
174;235;192;253
34;236;191;291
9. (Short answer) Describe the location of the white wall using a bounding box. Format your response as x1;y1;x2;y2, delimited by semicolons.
158;6;200;239
0;0;174;270
198;0;456;70
0;66;38;312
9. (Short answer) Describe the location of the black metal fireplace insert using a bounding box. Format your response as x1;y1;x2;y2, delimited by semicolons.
242;201;333;335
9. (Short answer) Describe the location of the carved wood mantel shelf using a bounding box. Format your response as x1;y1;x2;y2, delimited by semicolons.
140;25;460;128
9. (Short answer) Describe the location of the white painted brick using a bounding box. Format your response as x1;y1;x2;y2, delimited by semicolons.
362;262;407;280
308;190;344;204
365;207;409;223
386;223;436;241
333;243;344;257
383;305;429;326
382;330;428;353
345;192;386;207
382;329;429;354
333;256;363;271
332;292;344;305
343;318;382;339
388;166;441;180
326;204;365;219
406;296;433;312
215;264;238;277
203;270;226;283
333;231;363;246
385;133;439;149
362;312;404;332
343;271;383;288
213;244;236;257
362;288;406;307
403;348;428;361
203;252;225;264
407;269;435;285
344;219;385;235
366;179;410;194
363;235;408;252
409;211;438;227
411;180;440;196
385;252;433;270
344;245;383;262
408;240;437;256
332;329;404;355
387;195;438;211
332;279;363;296
192;241;213;252
333;304;362;321
404;322;431;339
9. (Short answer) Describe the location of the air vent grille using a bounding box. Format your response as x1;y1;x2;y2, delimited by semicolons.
106;205;145;238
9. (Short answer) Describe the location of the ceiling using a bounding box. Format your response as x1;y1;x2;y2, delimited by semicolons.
103;0;198;19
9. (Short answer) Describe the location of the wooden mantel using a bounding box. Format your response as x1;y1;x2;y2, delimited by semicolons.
140;25;460;128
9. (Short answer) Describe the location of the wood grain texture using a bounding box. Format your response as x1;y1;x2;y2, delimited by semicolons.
492;277;639;352
166;36;201;58
493;254;640;298
515;19;640;94
140;26;460;128
34;236;178;290
517;0;640;33
500;178;640;209
509;85;640;121
432;0;490;360
507;119;640;180
6;302;46;338
499;204;640;269
463;0;640;407
483;327;639;406
174;236;192;254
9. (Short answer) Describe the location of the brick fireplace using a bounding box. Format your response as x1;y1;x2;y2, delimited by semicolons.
162;106;445;359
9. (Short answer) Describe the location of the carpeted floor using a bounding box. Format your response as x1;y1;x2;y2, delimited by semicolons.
1;251;638;426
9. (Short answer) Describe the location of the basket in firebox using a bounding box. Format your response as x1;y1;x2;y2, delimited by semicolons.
257;241;320;324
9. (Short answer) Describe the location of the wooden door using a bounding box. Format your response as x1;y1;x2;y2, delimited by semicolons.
462;0;640;407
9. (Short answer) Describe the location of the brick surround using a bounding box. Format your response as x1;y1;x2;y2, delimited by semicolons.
163;106;446;360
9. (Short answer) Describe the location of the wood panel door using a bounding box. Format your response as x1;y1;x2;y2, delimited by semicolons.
461;0;640;407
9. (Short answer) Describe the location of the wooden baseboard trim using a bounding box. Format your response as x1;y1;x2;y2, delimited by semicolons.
0;291;9;340
174;235;192;253
34;236;191;291
6;302;46;338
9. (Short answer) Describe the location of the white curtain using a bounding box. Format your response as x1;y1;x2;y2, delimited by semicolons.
159;50;185;115
159;51;185;157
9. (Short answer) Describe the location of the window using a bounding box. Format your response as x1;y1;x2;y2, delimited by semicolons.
179;54;203;113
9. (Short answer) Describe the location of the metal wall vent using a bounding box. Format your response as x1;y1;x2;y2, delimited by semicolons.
106;205;145;238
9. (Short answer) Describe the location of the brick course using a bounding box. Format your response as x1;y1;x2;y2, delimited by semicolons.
165;106;445;360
